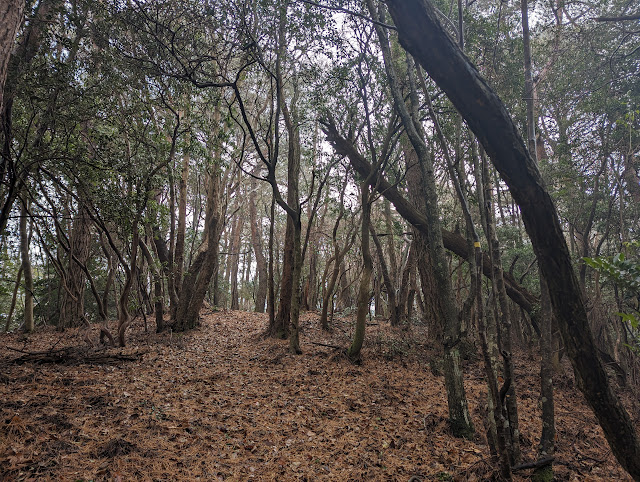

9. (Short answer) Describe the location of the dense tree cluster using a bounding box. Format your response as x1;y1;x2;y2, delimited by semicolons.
1;0;638;478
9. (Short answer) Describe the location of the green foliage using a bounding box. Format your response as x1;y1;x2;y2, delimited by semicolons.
585;241;640;351
584;243;640;293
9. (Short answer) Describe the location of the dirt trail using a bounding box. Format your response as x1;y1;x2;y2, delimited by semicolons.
0;311;634;480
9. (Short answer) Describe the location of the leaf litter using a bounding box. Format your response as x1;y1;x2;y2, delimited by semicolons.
0;310;636;481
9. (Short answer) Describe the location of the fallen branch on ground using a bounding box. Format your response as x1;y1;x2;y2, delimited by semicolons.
8;345;147;365
512;456;555;472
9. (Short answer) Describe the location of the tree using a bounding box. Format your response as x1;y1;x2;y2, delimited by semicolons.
385;0;640;477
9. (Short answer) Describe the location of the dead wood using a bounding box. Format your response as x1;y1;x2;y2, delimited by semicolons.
512;456;555;472
8;345;146;365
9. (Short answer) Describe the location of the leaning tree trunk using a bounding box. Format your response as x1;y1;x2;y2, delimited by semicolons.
385;0;640;477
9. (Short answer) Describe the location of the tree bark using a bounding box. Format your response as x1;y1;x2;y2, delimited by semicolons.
4;266;22;331
174;144;190;297
0;0;23;114
173;125;223;331
370;225;399;326
385;0;640;477
229;213;243;311
20;198;34;333
59;203;91;328
140;237;165;333
249;179;268;312
348;181;373;361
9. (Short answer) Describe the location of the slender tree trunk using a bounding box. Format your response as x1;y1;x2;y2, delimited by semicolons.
20;199;34;332
623;152;640;204
533;277;555;482
520;1;555;475
269;2;303;354
289;219;302;353
174;144;190;296
100;233;114;320
249;180;268;312
229;214;243;311
383;200;398;286
370;225;399;326
140;237;164;333
117;218;139;346
267;196;276;327
481;149;521;466
320;179;352;329
475;243;512;480
367;0;473;438
348;181;373;361
4;266;22;331
396;240;416;325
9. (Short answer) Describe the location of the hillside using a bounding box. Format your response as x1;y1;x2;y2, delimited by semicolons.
0;311;636;481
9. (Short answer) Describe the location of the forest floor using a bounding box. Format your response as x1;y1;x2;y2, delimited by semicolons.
0;310;638;481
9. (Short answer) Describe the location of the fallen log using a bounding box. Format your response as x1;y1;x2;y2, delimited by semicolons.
8;346;146;365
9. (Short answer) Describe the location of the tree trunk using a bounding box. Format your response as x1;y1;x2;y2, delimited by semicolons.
174;133;223;331
270;4;303;353
4;266;22;331
320;179;353;330
140;237;165;333
117;218;138;346
482;149;521;466
370;225;399;326
366;0;474;438
0;0;23;114
267;196;276;327
534;277;555;482
623;152;640;204
174;145;190;297
386;0;640;476
348;181;373;361
229;213;243;311
405;150;441;336
59;203;91;328
20;198;34;333
249;180;268;312
396;240;416;325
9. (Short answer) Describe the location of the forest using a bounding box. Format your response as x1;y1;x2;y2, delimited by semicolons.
0;0;639;480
